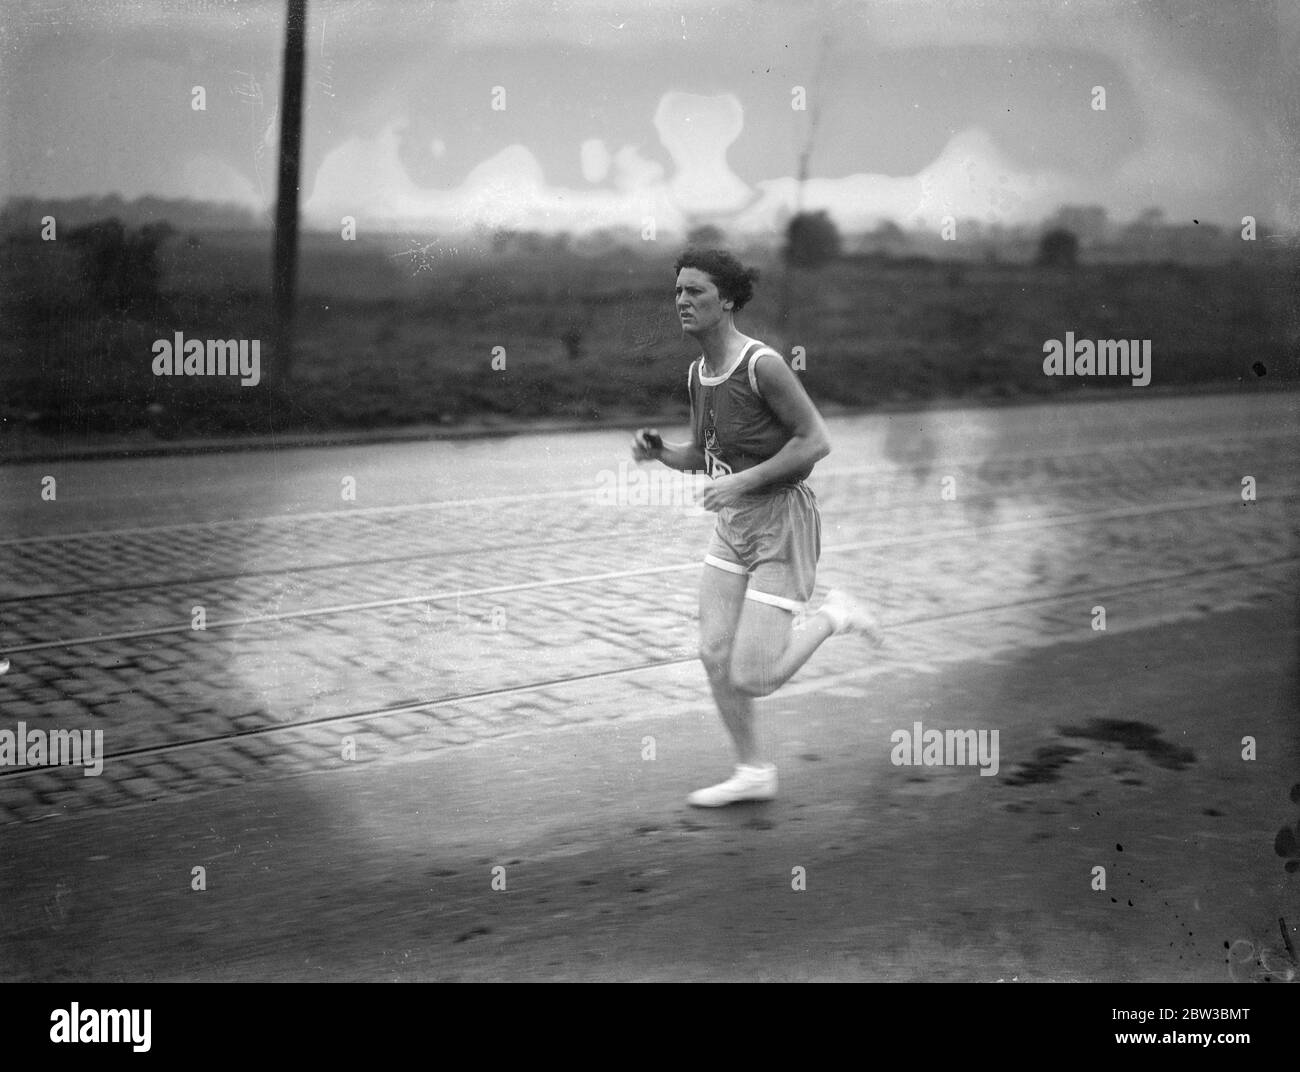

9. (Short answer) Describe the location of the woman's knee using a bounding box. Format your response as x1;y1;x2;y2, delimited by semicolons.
729;654;776;697
699;635;733;675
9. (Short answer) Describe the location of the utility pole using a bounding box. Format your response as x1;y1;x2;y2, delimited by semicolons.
779;29;832;336
272;0;307;385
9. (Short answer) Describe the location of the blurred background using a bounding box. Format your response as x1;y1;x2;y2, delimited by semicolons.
1;1;1298;985
0;0;1296;450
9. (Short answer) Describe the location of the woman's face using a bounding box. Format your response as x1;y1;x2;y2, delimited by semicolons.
675;267;731;336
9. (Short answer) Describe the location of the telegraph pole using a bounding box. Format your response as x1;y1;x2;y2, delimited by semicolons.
779;28;832;335
272;0;307;385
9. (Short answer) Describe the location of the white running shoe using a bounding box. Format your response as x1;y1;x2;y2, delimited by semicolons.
820;589;885;646
687;763;778;807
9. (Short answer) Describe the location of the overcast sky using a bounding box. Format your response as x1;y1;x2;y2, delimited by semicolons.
2;0;1296;233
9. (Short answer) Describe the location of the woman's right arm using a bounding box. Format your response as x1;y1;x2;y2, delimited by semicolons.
632;429;706;472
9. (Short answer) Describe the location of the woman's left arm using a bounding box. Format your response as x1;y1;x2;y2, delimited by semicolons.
698;353;831;511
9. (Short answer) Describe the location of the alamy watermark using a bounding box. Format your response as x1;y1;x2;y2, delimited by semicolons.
1043;332;1151;387
595;460;705;508
890;721;999;777
0;722;104;776
152;332;261;386
50;1003;150;1052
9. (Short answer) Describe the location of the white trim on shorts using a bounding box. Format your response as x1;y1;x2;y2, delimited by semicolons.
704;554;806;613
744;588;804;613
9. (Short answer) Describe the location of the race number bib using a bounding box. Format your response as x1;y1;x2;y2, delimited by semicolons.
703;426;732;478
704;450;733;479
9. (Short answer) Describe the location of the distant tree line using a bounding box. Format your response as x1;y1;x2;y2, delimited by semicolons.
0;194;260;235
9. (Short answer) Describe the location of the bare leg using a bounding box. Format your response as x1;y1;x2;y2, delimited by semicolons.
698;565;758;764
729;600;839;698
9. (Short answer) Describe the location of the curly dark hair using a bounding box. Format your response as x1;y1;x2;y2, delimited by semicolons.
673;248;760;311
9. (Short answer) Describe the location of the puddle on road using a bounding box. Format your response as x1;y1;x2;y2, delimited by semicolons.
1003;744;1086;786
1003;719;1196;786
1060;719;1196;770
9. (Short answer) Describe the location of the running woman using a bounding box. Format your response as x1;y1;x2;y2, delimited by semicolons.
633;248;882;807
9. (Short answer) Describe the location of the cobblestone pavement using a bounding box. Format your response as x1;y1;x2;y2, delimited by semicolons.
1;396;1296;823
